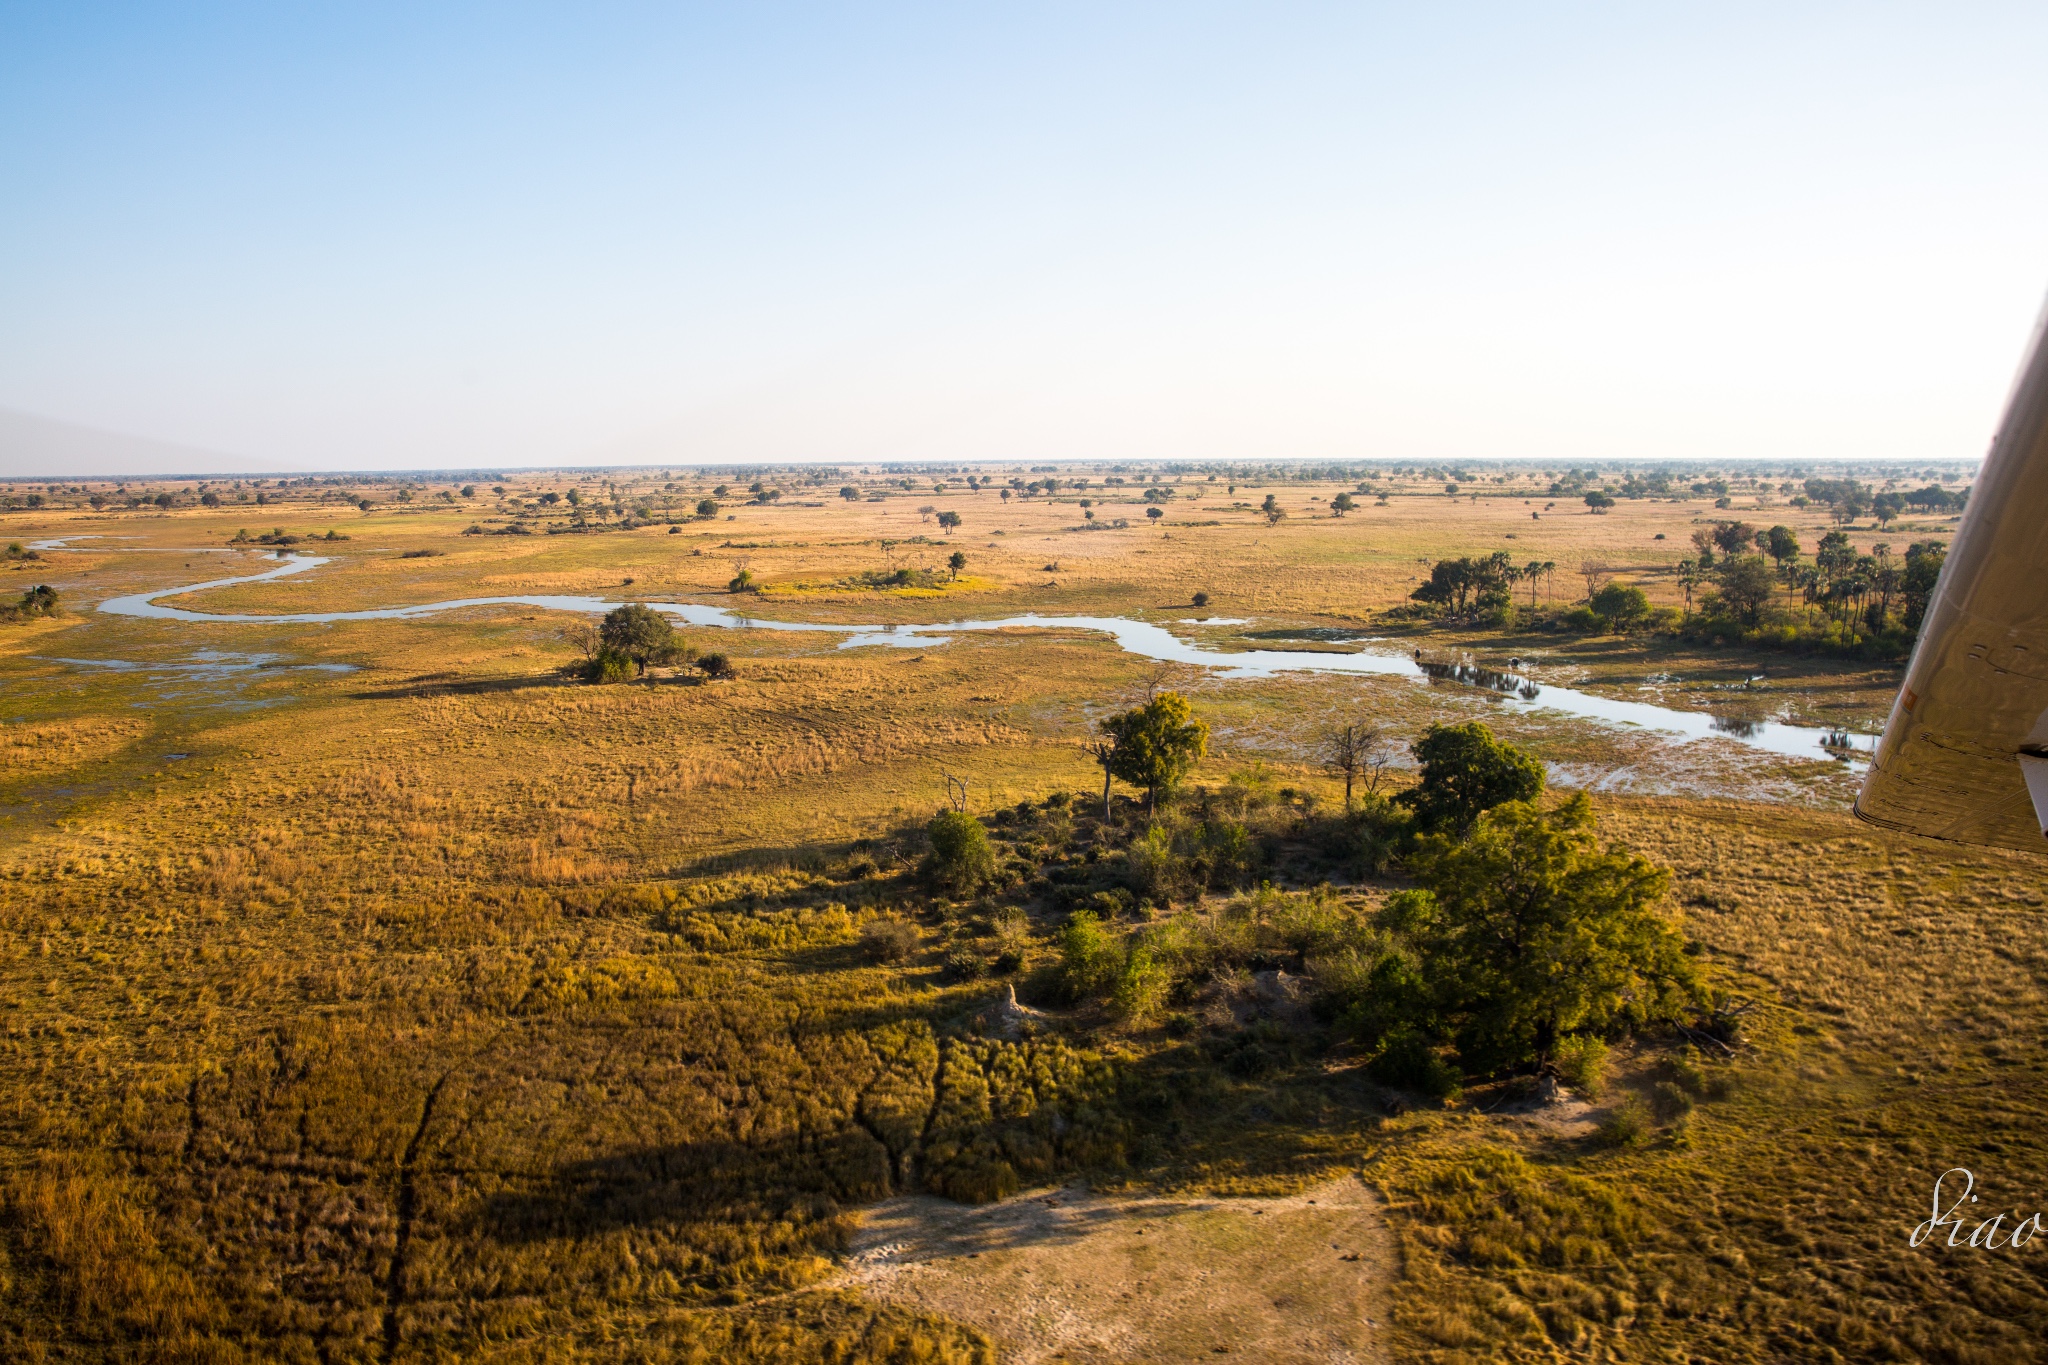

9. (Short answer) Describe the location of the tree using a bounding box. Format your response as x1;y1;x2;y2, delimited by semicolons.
1396;722;1544;833
1813;531;1857;598
1322;722;1391;812
1676;559;1702;617
1331;492;1357;516
1583;491;1614;513
1709;520;1756;556
1713;554;1776;627
1146;507;1164;522
937;510;961;534
924;810;996;895
696;499;718;517
1411;553;1514;617
1588;582;1649;630
1902;541;1946;628
840;486;860;501
695;652;735;680
947;550;967;580
598;604;687;676
1403;793;1695;1072
1764;525;1801;575
201;491;221;507
1101;692;1210;815
1260;494;1286;525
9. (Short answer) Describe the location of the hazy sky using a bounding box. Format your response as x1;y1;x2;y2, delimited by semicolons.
4;3;2047;474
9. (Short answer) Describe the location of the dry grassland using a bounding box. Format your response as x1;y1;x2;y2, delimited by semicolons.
1;474;2034;1365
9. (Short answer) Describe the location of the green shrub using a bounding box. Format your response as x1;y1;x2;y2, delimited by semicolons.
1596;1095;1651;1148
1553;1035;1610;1096
1109;948;1171;1024
585;647;633;683
1369;1026;1462;1099
1058;910;1123;998
924;811;997;895
1562;605;1605;633
944;946;986;981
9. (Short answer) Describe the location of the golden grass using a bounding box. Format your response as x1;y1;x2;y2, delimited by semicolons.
0;471;2022;1363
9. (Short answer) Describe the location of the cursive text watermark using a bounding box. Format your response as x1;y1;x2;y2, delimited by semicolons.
1911;1168;2044;1249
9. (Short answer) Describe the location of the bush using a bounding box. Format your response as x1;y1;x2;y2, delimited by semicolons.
1596;1095;1651;1148
943;946;986;981
696;652;735;680
584;647;633;683
859;919;920;963
3;584;60;621
1369;1026;1462;1099
1109;948;1171;1024
1553;1035;1609;1096
1650;1080;1695;1122
1561;605;1605;633
1058;910;1123;998
924;811;997;895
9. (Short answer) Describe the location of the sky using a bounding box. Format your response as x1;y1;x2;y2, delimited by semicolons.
4;3;2048;476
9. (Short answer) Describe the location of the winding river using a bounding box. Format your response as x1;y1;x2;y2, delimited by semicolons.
52;542;1872;765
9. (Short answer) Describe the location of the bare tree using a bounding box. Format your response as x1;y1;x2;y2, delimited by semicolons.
941;770;969;813
1579;560;1612;600
1322;722;1391;812
1088;737;1117;823
561;621;601;663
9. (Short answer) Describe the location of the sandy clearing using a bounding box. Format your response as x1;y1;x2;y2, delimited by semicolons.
843;1174;1395;1364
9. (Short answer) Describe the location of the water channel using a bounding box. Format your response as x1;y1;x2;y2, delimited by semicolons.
52;542;1875;765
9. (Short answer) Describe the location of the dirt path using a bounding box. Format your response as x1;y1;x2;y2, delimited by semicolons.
843;1174;1396;1363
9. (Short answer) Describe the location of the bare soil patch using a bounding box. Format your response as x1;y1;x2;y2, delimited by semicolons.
845;1174;1395;1364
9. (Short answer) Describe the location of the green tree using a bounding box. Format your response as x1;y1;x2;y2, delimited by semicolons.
947;550;967;580
1713;554;1776;627
1764;525;1801;575
1709;520;1756;555
1330;492;1357;516
1101;692;1211;815
1902;541;1946;628
840;486;860;501
1396;722;1544;833
1588;582;1649;629
1583;491;1614;512
924;809;997;895
696;498;718;517
598;604;687;676
937;510;962;534
1406;793;1695;1071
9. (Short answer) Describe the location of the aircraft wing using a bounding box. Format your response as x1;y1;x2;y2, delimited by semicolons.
1855;301;2048;851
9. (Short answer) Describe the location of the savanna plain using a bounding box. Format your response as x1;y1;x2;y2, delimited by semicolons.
1;460;2042;1365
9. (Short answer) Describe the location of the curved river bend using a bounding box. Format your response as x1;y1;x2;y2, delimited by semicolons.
88;550;1873;765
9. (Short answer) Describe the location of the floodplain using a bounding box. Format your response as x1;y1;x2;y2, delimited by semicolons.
2;462;2043;1365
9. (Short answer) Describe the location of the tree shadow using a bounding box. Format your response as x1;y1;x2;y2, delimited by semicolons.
349;672;571;701
473;1127;891;1244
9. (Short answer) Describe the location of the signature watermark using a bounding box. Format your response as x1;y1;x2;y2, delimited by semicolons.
1911;1169;2044;1249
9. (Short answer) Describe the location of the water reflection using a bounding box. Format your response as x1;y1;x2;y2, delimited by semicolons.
1418;661;1543;700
